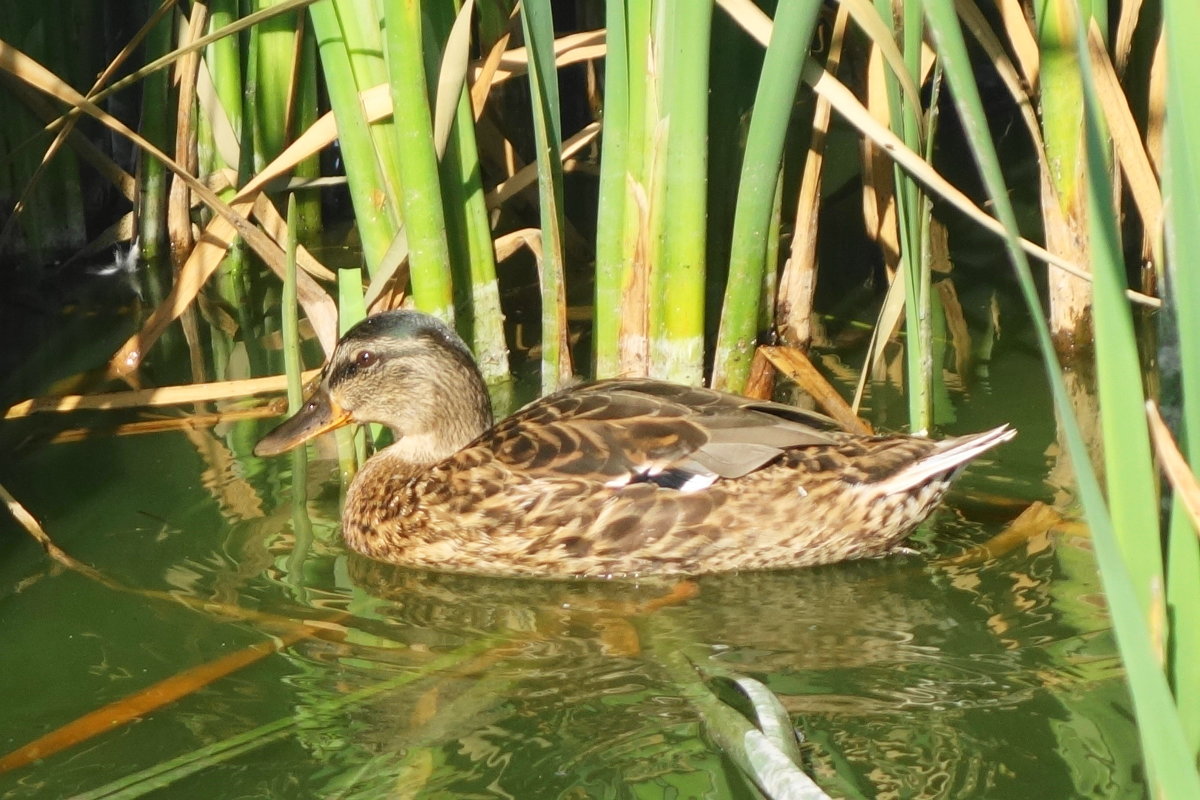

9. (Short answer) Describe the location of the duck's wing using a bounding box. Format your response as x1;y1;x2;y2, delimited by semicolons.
482;378;847;489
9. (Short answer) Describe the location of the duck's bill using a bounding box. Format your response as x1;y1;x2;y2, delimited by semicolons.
254;389;352;456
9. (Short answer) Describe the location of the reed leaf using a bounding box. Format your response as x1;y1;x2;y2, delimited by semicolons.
1162;0;1200;759
431;0;475;154
5;373;319;418
1147;403;1200;532
713;672;805;766
866;0;934;431
710;13;1156;309
776;3;850;351
1078;21;1162;624
43;0;317;122
923;0;1200;794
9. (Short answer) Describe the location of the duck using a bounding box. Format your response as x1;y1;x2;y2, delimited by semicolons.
255;310;1015;578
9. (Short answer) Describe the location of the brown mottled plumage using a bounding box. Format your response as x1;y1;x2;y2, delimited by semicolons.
255;311;1015;578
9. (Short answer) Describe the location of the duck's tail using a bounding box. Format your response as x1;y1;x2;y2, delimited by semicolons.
875;424;1016;495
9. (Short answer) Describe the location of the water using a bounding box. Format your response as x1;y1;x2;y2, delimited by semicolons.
0;345;1145;798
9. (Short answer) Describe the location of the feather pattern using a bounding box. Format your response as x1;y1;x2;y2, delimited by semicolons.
256;311;1016;578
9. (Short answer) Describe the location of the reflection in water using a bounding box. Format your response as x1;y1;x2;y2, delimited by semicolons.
0;425;1143;799
246;530;1137;799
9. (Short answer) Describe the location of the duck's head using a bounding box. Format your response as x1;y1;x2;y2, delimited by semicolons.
254;311;494;464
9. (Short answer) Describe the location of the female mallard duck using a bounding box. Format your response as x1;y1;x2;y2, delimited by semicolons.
256;310;1014;578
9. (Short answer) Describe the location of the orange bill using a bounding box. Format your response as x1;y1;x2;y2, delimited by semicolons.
253;387;352;456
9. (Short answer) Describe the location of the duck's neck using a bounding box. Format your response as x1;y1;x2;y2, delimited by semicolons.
342;376;490;559
380;365;494;467
378;428;476;466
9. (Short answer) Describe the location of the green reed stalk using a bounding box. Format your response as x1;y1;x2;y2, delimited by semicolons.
135;5;173;265
519;0;572;391
205;0;243;171
1163;0;1200;759
307;0;400;273
626;1;654;376
203;0;255;358
337;268;367;466
712;0;823;393
923;68;949;424
331;0;404;231
762;171;782;333
858;0;935;431
422;0;472;334
1033;0;1098;350
294;32;323;231
592;0;652;377
1075;22;1185;793
1082;100;1162;626
444;86;510;385
593;0;630;378
283;194;303;411
251;0;322;232
382;0;455;323
240;7;261;180
1034;0;1086;197
252;0;298;166
923;1;1200;794
0;3;87;261
896;0;933;432
649;0;711;385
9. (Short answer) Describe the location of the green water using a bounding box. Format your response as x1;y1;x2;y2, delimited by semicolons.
0;343;1144;799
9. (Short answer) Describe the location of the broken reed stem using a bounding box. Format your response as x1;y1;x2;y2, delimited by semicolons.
0;481;348;634
743;349;777;401
65;634;516;798
938;501;1069;567
1147;401;1200;537
757;346;873;435
38;407;283;445
0;482;106;582
0;625;319;774
0;483;357;774
4;370;320;419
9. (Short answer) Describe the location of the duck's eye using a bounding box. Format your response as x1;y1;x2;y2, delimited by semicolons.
356;350;378;368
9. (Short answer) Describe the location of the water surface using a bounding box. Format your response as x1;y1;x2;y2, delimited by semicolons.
0;353;1143;798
